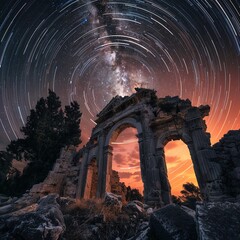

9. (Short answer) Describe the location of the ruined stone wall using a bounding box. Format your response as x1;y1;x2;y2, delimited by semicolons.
77;89;225;205
110;170;127;202
213;130;240;199
29;146;80;198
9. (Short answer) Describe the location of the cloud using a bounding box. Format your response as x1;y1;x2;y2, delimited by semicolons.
113;145;127;153
133;175;142;182
128;161;140;167
118;127;137;139
165;156;181;163
113;153;126;165
165;141;179;150
118;172;133;178
129;149;139;159
132;171;141;176
134;145;139;151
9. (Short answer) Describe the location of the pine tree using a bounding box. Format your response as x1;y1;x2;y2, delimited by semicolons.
64;101;82;146
5;90;82;195
0;151;12;184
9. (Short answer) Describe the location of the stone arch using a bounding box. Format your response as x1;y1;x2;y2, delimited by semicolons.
103;117;144;198
156;130;182;149
105;117;143;146
77;89;223;205
155;131;196;202
154;131;182;204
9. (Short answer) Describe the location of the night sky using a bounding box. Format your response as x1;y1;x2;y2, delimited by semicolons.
1;0;240;193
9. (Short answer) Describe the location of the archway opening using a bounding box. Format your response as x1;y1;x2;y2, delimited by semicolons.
110;127;144;200
84;158;98;199
165;140;198;197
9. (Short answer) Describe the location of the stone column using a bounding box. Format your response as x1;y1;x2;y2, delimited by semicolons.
155;147;171;206
83;165;93;199
137;133;146;183
76;148;89;199
96;133;105;198
99;145;113;198
186;141;205;191
140;111;162;206
185;108;223;200
105;145;113;193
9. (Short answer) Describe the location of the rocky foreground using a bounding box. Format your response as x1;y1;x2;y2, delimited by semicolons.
1;193;240;240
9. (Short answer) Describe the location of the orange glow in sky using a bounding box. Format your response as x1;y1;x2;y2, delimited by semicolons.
111;127;197;196
111;115;240;197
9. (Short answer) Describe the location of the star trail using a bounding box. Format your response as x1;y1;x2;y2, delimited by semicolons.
0;0;240;193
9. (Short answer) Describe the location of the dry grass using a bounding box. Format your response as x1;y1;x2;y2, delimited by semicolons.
62;198;148;240
64;198;123;222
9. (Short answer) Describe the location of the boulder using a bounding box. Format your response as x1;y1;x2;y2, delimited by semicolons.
181;205;196;218
104;192;122;209
0;194;65;240
103;192;122;221
213;130;240;198
125;200;145;216
146;208;153;215
0;195;14;206
127;227;150;240
131;222;150;240
149;204;197;240
0;204;13;215
196;202;240;240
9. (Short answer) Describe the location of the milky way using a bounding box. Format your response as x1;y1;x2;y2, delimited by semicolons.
0;0;240;151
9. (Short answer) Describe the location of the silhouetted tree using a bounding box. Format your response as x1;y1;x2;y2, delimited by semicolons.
64;101;82;146
5;90;82;196
171;195;182;205
0;151;12;185
179;182;202;210
126;186;143;202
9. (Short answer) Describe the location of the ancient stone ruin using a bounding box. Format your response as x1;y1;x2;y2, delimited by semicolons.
25;88;240;207
1;88;240;239
77;88;229;206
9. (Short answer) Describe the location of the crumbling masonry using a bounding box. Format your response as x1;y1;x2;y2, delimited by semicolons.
77;88;227;206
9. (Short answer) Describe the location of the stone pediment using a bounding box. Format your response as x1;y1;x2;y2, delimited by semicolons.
96;88;157;123
97;95;127;119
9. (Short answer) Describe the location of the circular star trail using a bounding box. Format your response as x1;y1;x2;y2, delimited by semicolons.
0;0;240;150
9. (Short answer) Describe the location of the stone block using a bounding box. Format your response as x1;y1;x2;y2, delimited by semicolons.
0;194;65;240
196;202;240;240
149;204;197;240
232;167;240;180
230;147;239;157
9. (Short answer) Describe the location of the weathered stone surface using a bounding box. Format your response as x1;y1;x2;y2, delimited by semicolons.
78;88;223;205
29;146;80;198
149;204;197;240
104;192;122;209
180;205;196;218
127;221;150;240
0;194;65;240
196;202;240;240
128;226;150;240
0;195;13;205
110;170;127;202
0;194;39;216
0;204;13;215
125;200;145;216
213;130;240;199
